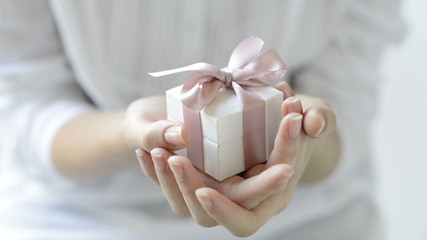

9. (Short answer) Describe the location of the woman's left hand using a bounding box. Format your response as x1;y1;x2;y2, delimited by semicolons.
136;82;337;237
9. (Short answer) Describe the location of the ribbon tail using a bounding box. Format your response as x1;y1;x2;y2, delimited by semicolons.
149;62;222;78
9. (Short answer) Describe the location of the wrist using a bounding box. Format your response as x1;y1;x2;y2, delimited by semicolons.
52;110;135;179
105;111;131;154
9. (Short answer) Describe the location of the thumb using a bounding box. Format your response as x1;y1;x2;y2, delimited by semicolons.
141;120;190;151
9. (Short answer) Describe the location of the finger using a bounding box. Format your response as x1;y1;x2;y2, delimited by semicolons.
240;163;266;178
136;148;159;185
281;96;303;116
275;81;295;99
252;183;294;219
150;148;190;216
298;97;336;138
303;106;336;138
141;120;190;151
254;158;304;217
267;113;302;167
195;187;267;238
168;156;218;227
217;164;294;209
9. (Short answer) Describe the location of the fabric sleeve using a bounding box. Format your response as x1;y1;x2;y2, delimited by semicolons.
292;0;405;184
0;1;93;182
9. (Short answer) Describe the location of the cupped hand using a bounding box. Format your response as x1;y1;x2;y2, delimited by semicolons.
198;92;336;236
135;83;337;237
123;95;295;232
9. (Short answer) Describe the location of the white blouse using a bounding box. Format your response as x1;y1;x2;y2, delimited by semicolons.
0;0;404;239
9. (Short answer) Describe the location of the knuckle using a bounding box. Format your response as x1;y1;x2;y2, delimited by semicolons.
140;124;162;150
140;134;153;151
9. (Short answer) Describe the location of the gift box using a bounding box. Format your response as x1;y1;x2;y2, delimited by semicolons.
150;37;288;181
166;85;283;181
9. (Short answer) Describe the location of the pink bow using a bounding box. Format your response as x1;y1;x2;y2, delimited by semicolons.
149;37;288;111
149;37;288;174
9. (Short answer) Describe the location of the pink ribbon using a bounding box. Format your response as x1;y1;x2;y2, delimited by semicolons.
149;37;287;172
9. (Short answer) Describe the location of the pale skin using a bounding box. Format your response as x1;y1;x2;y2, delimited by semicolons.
52;82;339;237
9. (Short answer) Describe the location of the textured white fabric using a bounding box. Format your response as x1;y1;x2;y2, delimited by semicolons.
0;0;404;239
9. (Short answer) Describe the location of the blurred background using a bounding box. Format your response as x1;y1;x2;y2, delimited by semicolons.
374;0;427;239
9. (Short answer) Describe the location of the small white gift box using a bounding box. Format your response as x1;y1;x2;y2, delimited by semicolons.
167;85;282;181
150;37;288;181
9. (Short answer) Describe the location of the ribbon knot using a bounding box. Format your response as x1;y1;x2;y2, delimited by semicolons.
221;69;233;88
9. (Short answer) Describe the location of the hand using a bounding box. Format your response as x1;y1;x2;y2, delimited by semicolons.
197;94;336;236
135;82;297;228
51;95;193;179
122;96;191;152
136;83;337;237
278;94;339;183
124;95;286;215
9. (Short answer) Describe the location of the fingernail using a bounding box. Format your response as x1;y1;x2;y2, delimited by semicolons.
288;115;303;139
197;190;213;210
284;97;301;115
316;112;326;137
165;126;185;146
151;150;165;171
285;96;300;105
169;158;184;180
